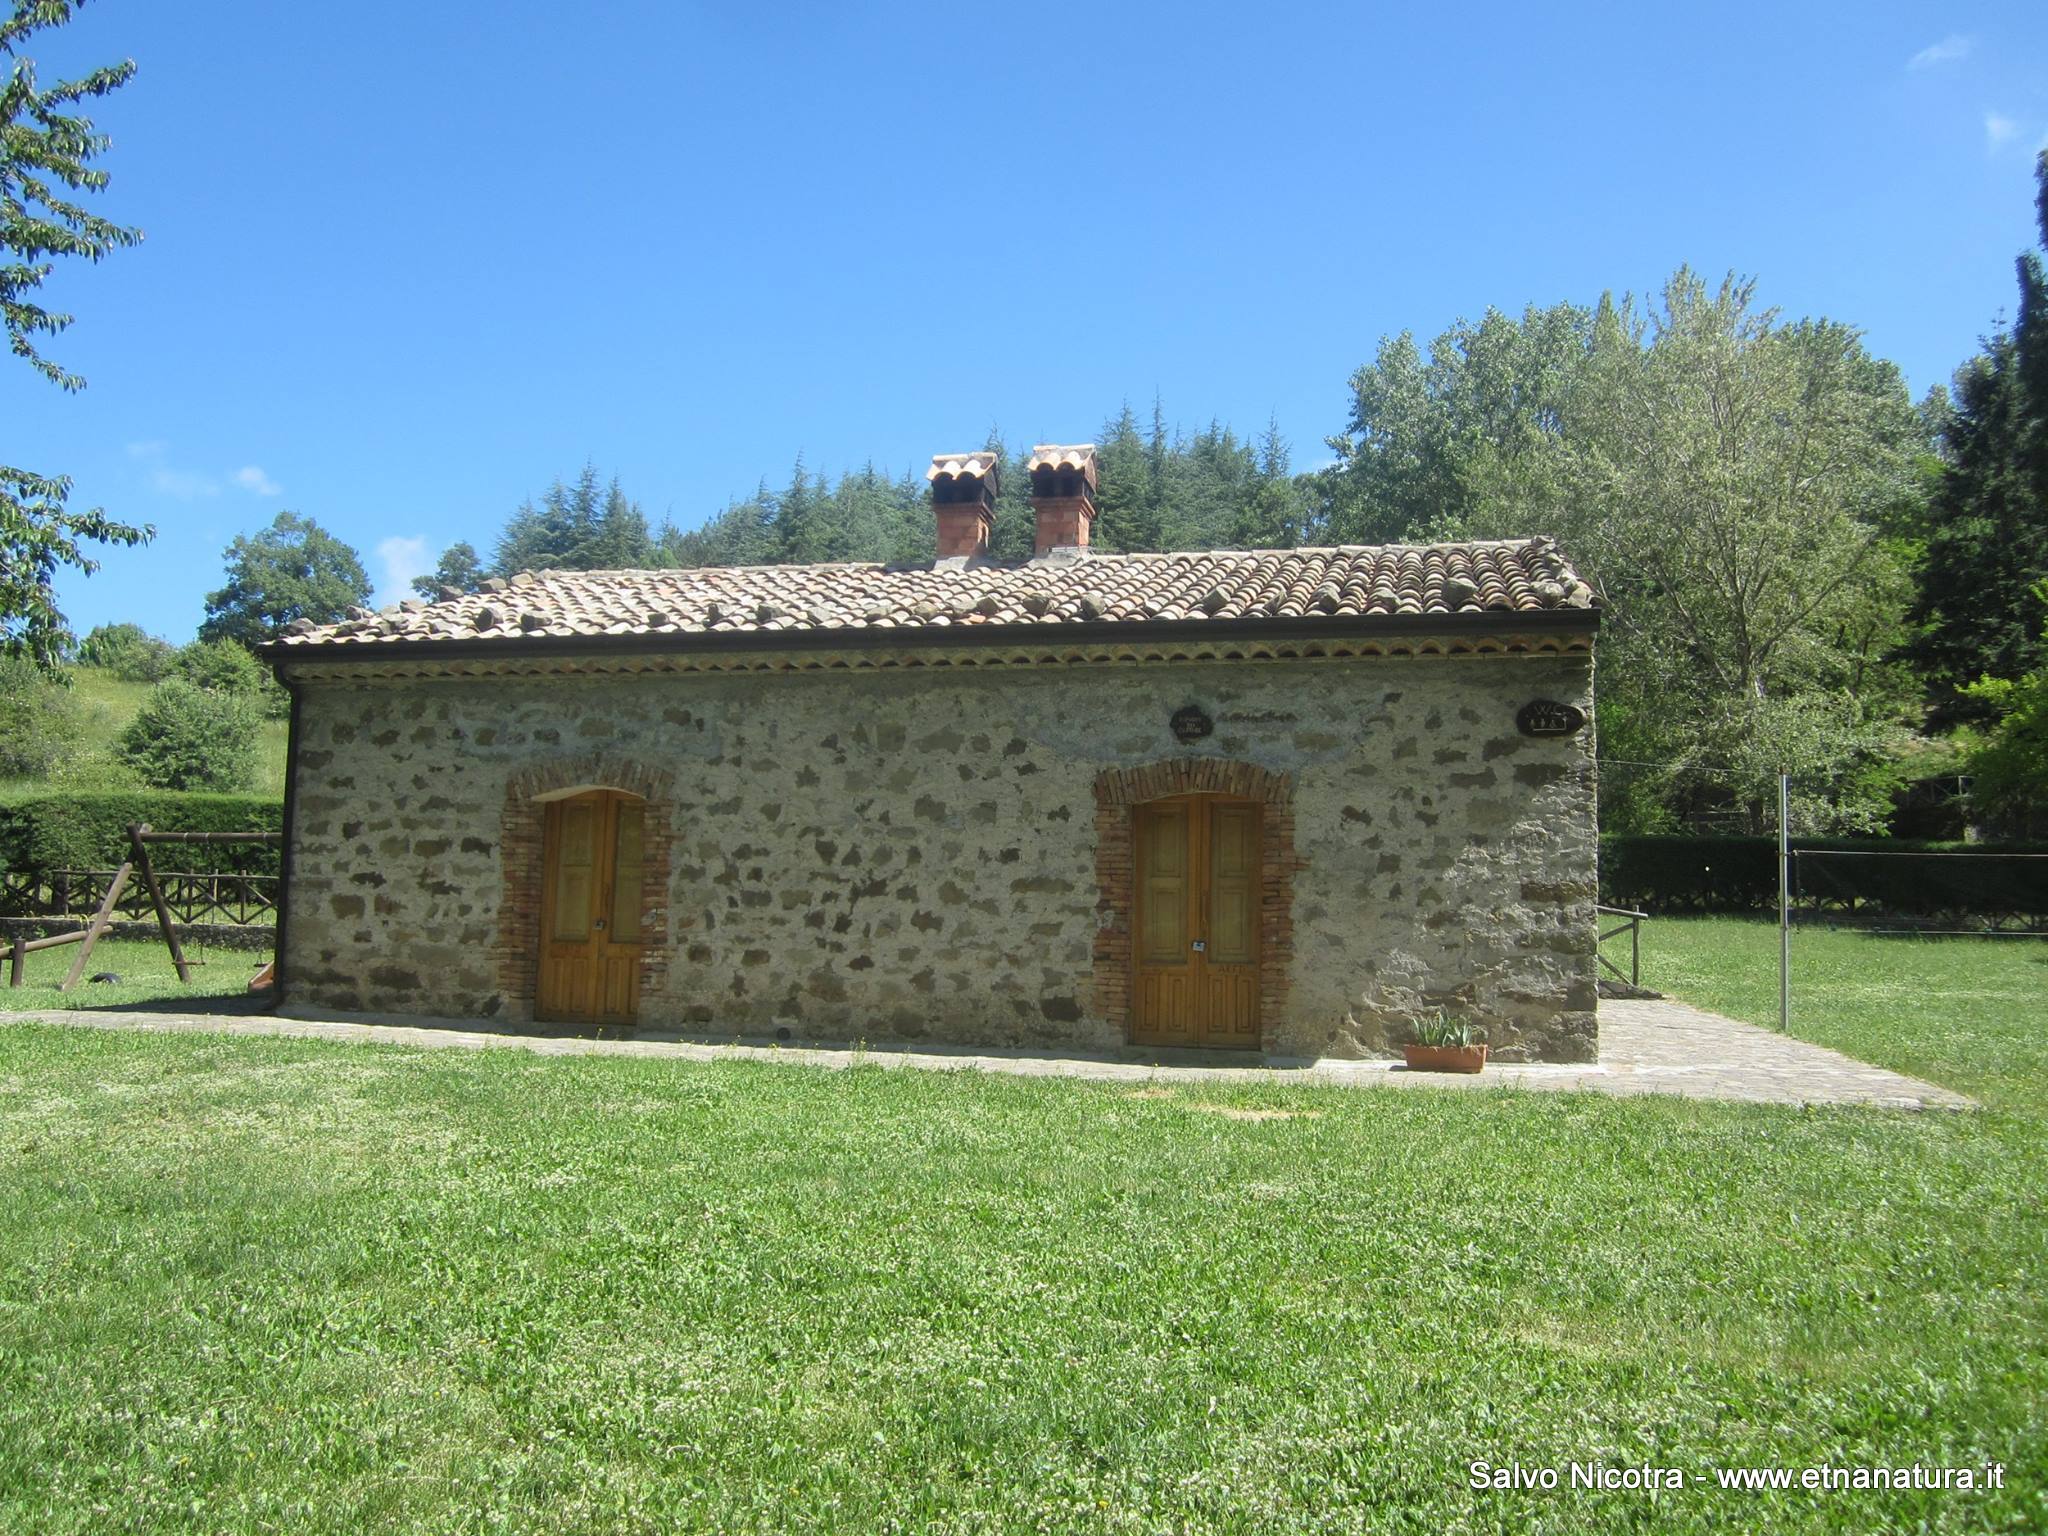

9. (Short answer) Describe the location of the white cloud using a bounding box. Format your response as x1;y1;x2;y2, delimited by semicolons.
376;535;432;600
148;465;220;500
132;443;283;500
1986;112;2020;149
1909;35;1971;70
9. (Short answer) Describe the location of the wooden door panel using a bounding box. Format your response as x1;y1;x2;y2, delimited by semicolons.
599;950;638;1022
549;800;598;942
538;791;643;1026
1207;805;1257;966
1132;794;1260;1050
1206;969;1260;1045
1137;802;1190;968
1135;968;1197;1045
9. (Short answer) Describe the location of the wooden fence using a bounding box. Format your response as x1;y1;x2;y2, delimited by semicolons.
0;868;277;926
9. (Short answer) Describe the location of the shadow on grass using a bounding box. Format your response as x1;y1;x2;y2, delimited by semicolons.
67;990;281;1016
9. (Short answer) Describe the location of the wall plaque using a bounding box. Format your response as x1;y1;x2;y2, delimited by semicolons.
1170;705;1214;744
1517;699;1586;738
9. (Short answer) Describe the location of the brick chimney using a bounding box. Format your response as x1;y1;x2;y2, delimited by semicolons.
927;451;1001;558
1029;444;1098;555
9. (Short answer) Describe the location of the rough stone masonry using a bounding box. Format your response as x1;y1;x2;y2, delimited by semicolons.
281;649;1598;1061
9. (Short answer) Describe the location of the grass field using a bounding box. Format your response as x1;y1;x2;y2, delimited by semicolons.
0;919;2041;1532
1643;917;2048;1115
0;665;290;799
0;937;273;1013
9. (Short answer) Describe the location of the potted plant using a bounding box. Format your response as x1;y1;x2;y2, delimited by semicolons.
1402;1011;1488;1073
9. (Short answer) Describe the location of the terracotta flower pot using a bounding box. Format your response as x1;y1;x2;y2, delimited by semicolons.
1402;1043;1489;1074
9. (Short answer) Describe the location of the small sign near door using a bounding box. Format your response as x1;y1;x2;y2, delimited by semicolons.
1170;705;1213;743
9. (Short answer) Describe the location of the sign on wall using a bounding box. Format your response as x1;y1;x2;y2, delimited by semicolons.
1516;700;1587;738
1170;705;1214;744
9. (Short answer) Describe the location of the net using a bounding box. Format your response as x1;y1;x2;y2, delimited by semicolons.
1791;851;2048;936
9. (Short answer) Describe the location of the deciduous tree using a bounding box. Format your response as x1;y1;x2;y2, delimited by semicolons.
199;512;372;647
1;0;149;669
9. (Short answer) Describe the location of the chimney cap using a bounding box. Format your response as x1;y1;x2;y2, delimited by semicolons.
1027;443;1099;491
927;451;1001;483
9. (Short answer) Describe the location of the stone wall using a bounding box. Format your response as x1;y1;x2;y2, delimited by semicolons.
282;651;1598;1060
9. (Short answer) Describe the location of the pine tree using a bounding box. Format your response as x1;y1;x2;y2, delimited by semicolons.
774;456;840;563
1910;151;2048;719
589;478;653;567
1091;404;1155;552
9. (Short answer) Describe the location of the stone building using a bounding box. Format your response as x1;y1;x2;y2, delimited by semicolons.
265;445;1602;1061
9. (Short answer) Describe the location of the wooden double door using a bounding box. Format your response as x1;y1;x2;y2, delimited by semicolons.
537;790;645;1025
1132;794;1261;1049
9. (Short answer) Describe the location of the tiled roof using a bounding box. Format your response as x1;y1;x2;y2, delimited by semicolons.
273;538;1596;651
926;451;1000;482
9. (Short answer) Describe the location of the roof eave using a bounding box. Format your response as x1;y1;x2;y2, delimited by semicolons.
260;605;1600;671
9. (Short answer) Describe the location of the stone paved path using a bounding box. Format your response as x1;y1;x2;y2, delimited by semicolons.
5;998;1971;1110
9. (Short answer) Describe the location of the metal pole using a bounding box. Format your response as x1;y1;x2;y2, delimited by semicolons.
1779;772;1790;1035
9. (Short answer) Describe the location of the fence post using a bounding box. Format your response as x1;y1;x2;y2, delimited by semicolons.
1779;773;1790;1035
8;936;23;989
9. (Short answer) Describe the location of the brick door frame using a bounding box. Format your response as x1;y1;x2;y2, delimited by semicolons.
495;755;675;1023
1092;759;1299;1052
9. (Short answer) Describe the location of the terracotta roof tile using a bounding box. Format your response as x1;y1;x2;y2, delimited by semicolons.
926;451;1001;482
275;538;1596;651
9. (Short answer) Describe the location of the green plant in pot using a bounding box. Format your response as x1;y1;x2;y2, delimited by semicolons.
1402;1010;1488;1073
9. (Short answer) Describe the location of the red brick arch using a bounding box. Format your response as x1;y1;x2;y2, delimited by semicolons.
494;756;675;1021
1091;759;1300;1050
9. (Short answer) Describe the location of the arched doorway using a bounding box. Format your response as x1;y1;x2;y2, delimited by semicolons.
1132;792;1262;1049
536;788;647;1024
1092;758;1297;1053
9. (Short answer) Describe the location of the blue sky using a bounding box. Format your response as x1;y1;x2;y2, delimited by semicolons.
12;0;2048;641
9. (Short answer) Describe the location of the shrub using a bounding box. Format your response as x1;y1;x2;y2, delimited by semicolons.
0;659;84;780
172;638;290;719
75;623;176;683
0;791;281;877
116;680;260;792
173;638;265;694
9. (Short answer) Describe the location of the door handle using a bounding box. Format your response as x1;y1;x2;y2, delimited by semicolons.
594;918;606;931
1191;939;1205;952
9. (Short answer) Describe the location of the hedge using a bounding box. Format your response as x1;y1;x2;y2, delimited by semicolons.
1600;835;2048;915
0;791;284;879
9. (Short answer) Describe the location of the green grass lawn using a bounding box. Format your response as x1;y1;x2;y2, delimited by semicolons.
0;922;2042;1532
0;937;273;1013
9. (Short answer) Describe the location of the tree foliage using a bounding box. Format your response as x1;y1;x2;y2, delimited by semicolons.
1;1;149;669
0;653;80;778
494;465;655;575
1961;627;2048;835
199;512;372;646
116;678;258;793
1908;151;2048;720
1325;268;1927;832
172;636;264;694
411;540;484;598
75;619;172;680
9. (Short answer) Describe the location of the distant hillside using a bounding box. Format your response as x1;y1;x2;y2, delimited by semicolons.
0;667;289;802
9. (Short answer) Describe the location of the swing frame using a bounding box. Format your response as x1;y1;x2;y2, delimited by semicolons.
25;824;283;992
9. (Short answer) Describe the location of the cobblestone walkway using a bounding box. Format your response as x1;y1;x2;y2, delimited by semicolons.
6;997;1970;1110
